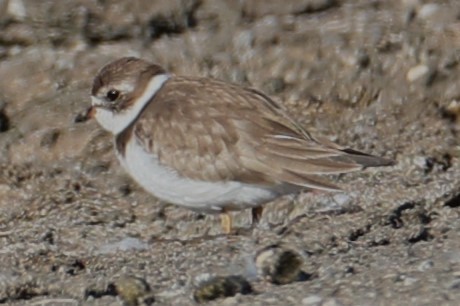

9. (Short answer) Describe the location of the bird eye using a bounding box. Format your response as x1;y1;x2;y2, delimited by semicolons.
106;89;120;102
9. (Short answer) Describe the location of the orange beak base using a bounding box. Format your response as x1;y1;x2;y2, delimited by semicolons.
86;106;96;119
75;106;96;123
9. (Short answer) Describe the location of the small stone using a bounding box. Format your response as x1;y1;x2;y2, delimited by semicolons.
332;193;351;206
417;260;434;272
418;4;439;19
193;275;252;303
407;65;429;82
441;100;460;123
447;100;460;114
302;295;323;305
194;273;213;284
263;77;286;94
98;237;148;254
6;0;26;21
413;156;428;169
323;298;342;306
113;276;152;306
255;244;305;285
233;30;254;51
403;276;418;286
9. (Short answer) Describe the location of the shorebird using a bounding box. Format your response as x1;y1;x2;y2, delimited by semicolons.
87;57;394;234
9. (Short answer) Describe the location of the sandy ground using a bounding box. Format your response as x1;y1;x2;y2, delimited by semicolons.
0;0;460;305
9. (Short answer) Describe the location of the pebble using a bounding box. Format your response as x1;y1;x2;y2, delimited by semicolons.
413;156;429;169
418;4;440;19
193;275;252;303
302;295;323;305
255;245;304;285
444;100;460;122
403;277;418;286
407;65;429;82
113;276;153;306
323;298;342;306
98;237;148;254
263;77;286;94
233;30;254;51
417;260;434;272
6;0;26;21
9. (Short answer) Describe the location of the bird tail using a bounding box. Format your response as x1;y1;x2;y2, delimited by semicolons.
339;148;396;168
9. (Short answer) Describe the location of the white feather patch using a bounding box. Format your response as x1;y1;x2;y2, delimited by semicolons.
119;137;280;213
92;73;170;135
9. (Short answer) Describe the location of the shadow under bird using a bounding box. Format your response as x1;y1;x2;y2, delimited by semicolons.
86;57;394;234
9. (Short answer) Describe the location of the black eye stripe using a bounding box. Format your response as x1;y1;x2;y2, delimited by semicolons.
106;89;120;102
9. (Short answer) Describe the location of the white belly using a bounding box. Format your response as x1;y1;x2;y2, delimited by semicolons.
118;139;279;213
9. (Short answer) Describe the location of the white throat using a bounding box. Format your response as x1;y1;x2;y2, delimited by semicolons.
92;73;170;135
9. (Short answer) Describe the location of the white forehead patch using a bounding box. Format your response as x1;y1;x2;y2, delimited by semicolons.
92;73;170;135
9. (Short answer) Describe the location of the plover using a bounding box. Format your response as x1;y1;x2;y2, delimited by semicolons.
87;57;394;234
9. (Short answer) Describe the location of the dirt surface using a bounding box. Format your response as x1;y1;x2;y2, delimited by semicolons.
0;0;460;305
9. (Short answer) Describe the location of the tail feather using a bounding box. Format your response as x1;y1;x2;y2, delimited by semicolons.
339;148;396;168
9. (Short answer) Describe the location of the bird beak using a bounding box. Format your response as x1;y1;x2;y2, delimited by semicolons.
75;106;96;123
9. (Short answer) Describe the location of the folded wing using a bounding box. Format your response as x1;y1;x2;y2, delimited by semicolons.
133;76;394;192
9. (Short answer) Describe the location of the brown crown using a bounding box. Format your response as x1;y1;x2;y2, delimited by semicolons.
91;57;166;96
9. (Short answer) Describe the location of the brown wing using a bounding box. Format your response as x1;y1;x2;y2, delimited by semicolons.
133;76;394;191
